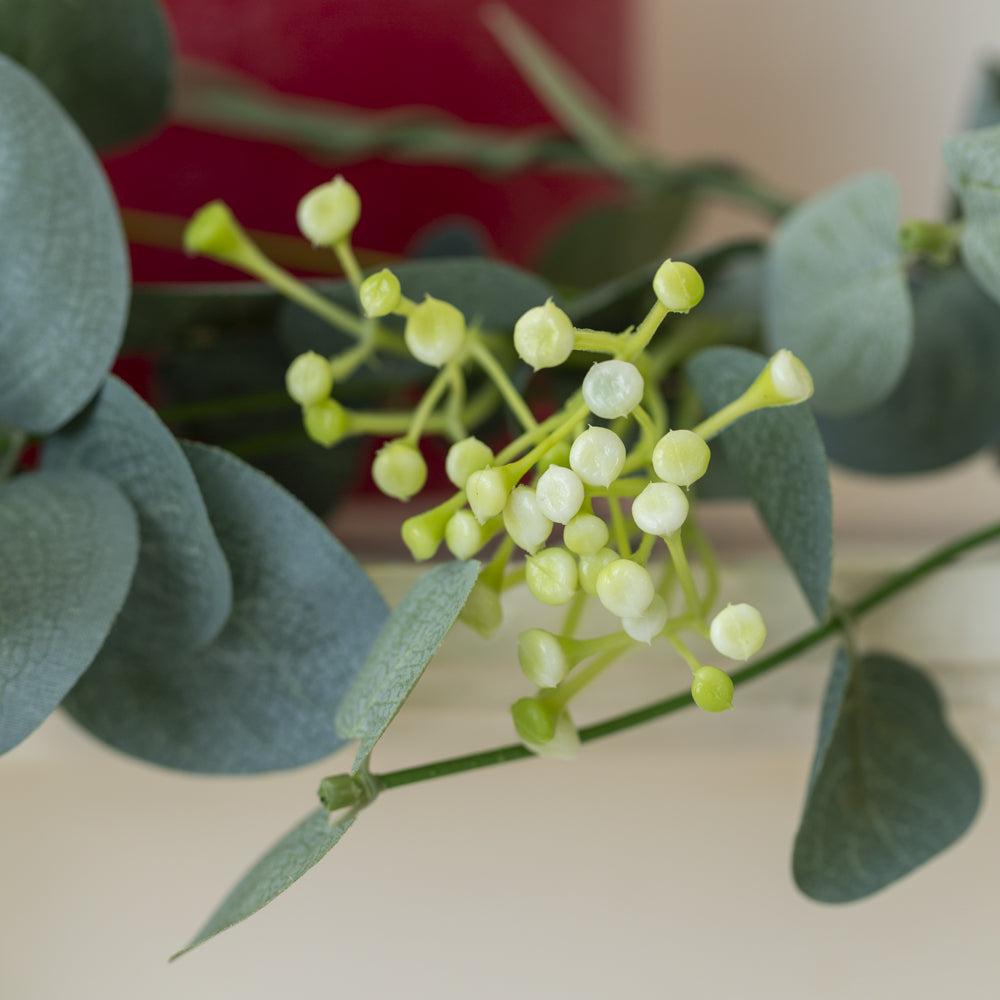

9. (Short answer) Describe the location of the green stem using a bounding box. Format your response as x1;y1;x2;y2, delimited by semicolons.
665;531;702;622
373;519;1000;792
157;390;293;424
466;337;537;432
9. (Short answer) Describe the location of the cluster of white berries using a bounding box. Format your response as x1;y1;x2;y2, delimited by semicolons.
183;175;816;757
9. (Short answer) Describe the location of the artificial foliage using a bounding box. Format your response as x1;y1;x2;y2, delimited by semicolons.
0;0;999;959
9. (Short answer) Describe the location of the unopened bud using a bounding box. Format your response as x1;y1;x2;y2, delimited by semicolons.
709;603;766;661
569;426;626;488
359;268;402;318
691;666;734;712
621;593;669;644
517;628;570;687
652;429;711;487
297;175;361;247
303;398;350;447
595;559;655;619
466;467;510;523
446;436;494;489
535;464;585;524
404;295;466;367
513;300;575;370
286;351;334;406
372;440;427;501
582;360;644;419
563;513;610;556
652;259;704;313
445;510;485;560
631;481;689;538
503;486;553;554
525;547;578;605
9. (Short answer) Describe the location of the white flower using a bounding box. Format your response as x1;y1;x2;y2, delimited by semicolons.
631;481;689;537
651;429;710;486
595;559;655;619
513;300;575;370
535;464;585;524
582;360;644;419
569;426;626;487
709;603;767;661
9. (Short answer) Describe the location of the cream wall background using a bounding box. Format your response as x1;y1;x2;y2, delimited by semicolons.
4;3;1000;998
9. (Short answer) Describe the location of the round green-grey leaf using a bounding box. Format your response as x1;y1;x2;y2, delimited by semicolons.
0;53;129;434
0;469;138;755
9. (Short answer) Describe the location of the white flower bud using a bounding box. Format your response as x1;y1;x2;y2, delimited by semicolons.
535;464;584;524
596;559;655;619
517;628;569;687
582;360;644;419
563;513;610;556
631;481;689;537
652;429;711;486
286;351;334;406
466;467;509;523
359;268;401;317
513;300;575;370
503;486;553;554
621;593;669;645
446;436;494;489
767;349;814;404
709;603;767;661
578;546;617;595
445;510;485;560
371;440;427;501
527;710;580;759
296;175;361;246
652;259;704;312
569;426;626;488
404;295;466;367
525;547;578;605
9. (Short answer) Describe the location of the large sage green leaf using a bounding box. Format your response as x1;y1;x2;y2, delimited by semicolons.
43;377;233;648
336;560;479;773
764;172;913;415
173;810;356;960
0;0;172;150
0;470;138;754
819;266;1000;473
687;347;832;619
62;443;389;773
793;649;981;902
0;54;129;434
944;124;1000;306
962;60;1000;132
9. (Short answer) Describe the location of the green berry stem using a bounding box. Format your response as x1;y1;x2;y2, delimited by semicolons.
543;637;635;712
505;400;590;482
327;338;377;382
333;239;364;291
444;365;468;442
372;517;1000;792
665;631;702;674
621;301;668;360
404;358;463;445
560;587;588;640
684;514;720;615
572;329;622;354
466;336;538;431
665;531;704;624
606;493;632;557
633;531;656;566
692;393;756;442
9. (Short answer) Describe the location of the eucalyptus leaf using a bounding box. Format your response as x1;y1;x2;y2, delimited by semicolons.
764;172;913;415
793;649;981;902
173;810;356;960
687;347;832;619
43;377;233;648
337;560;479;772
0;54;129;434
944;124;1000;306
0;470;138;754
962;61;1000;135
819;266;1000;473
537;189;692;289
62;443;388;773
0;0;172;149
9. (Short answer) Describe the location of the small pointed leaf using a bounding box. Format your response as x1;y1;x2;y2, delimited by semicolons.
793;649;981;902
764;172;913;415
0;54;129;433
173;810;356;959
44;377;233;648
62;443;388;773
0;470;138;754
336;560;479;772
687;346;832;619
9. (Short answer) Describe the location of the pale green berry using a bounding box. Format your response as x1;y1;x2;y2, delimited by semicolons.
621;593;669;645
466;467;509;523
459;579;503;637
503;486;553;554
763;349;814;404
691;666;734;712
401;506;448;562
517;628;569;688
582;360;644;419
535;464;584;524
652;429;711;486
183;200;256;265
296;175;361;246
513;299;575;370
525;547;578;605
596;558;655;619
446;436;494;490
510;697;557;745
372;440;427;501
578;546;617;595
652;259;704;312
569;426;626;488
527;710;580;759
303;398;349;447
286;351;335;406
709;603;767;661
404;295;466;367
631;481;689;537
445;510;485;560
563;513;610;556
359;268;401;317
